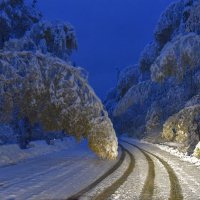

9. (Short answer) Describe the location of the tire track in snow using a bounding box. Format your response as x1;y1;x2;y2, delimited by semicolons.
107;142;148;200
1;160;90;199
121;141;155;200
149;153;183;200
93;144;135;200
0;160;75;190
122;140;183;200
137;148;155;200
66;145;126;200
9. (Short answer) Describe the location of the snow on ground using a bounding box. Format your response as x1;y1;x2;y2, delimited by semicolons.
0;137;77;167
153;143;200;167
0;138;118;200
122;137;200;200
138;138;200;167
121;135;200;167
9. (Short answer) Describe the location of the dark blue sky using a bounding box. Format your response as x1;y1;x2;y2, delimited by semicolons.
38;0;174;99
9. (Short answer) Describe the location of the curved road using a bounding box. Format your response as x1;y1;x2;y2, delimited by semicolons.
0;138;200;200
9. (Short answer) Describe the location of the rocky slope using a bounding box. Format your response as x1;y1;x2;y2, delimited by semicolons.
105;0;200;155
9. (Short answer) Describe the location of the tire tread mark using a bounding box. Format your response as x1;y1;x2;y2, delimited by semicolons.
121;140;183;200
93;144;135;200
138;148;155;200
121;141;155;200
66;145;126;200
148;152;183;200
1;161;77;190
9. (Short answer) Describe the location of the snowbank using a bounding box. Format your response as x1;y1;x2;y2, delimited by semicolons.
122;136;200;167
140;137;200;167
155;143;200;167
0;137;77;167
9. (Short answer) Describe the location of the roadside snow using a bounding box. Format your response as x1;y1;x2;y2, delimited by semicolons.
137;137;200;167
154;143;200;167
0;138;118;200
0;137;77;167
121;135;200;167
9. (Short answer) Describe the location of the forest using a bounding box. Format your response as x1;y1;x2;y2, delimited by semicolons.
1;1;200;199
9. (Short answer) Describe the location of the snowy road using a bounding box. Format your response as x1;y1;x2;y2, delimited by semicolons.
1;139;200;200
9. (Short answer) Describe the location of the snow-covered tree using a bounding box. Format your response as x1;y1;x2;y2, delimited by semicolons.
0;51;118;159
113;80;153;117
139;42;160;73
162;105;200;154
0;0;77;61
154;1;184;47
0;0;41;48
145;102;162;134
104;0;200;155
0;0;117;159
184;2;200;34
4;21;77;61
151;33;200;82
116;65;139;98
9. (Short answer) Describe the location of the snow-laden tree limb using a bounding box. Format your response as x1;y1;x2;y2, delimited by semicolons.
0;51;118;160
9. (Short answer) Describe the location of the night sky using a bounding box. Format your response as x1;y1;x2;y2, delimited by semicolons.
38;0;174;99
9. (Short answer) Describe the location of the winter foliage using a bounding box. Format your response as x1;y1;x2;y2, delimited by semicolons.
193;142;200;158
0;0;41;48
105;0;200;154
4;21;77;61
139;42;160;73
0;51;118;159
154;1;184;47
184;1;200;34
162;105;200;154
116;65;139;98
113;81;152;117
0;0;118;159
151;33;200;82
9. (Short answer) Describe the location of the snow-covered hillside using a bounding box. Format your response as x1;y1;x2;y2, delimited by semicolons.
105;0;200;156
